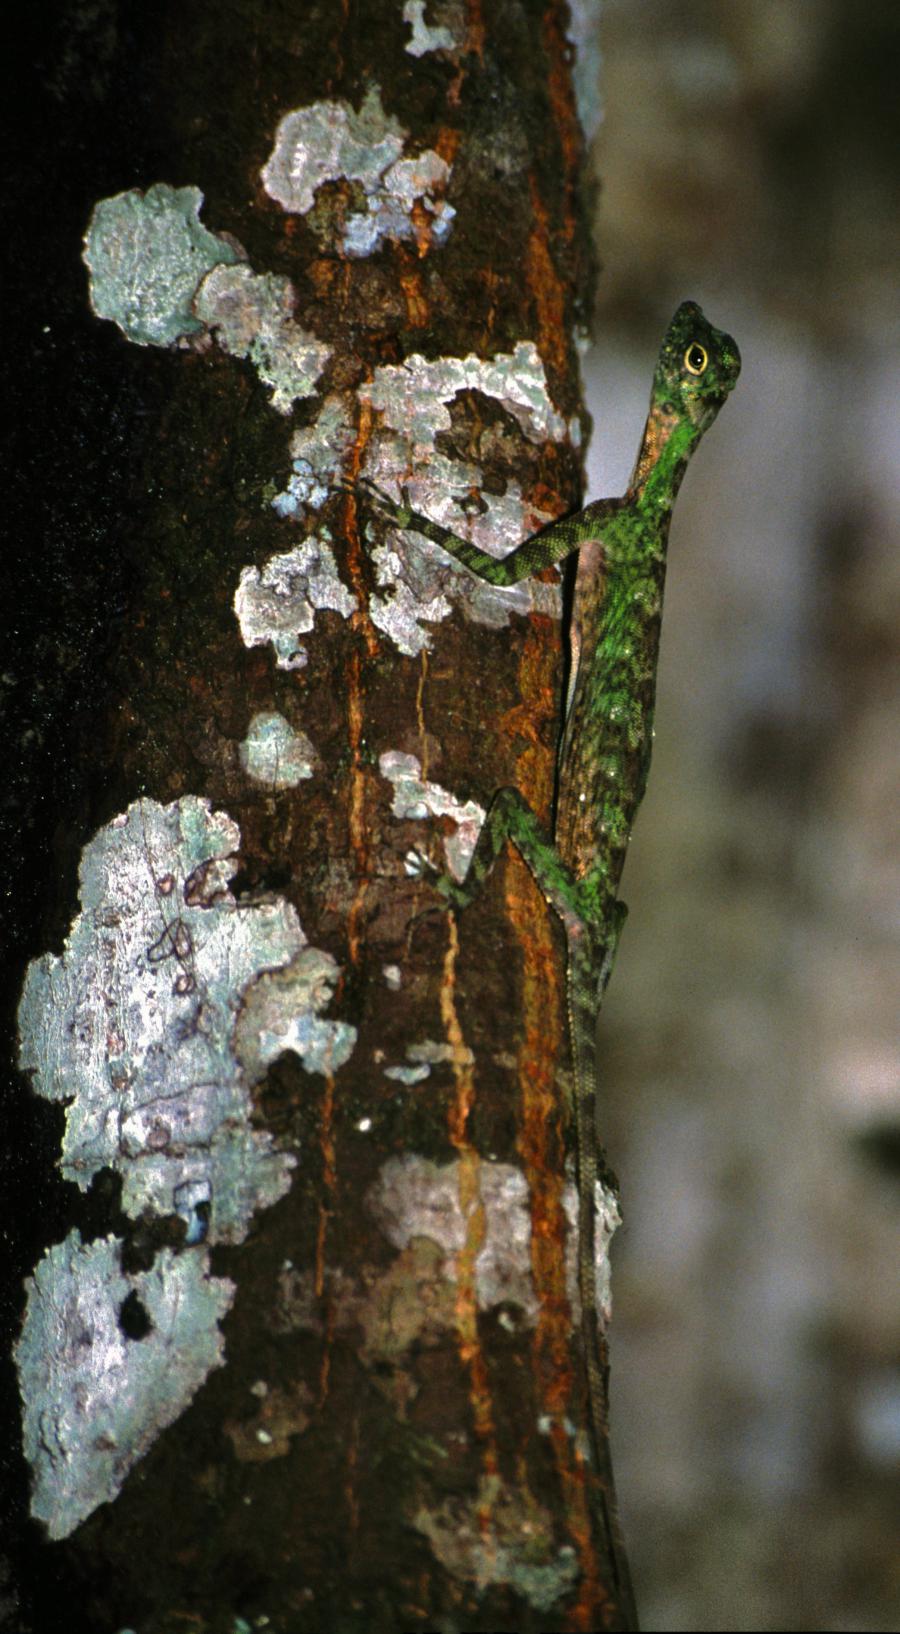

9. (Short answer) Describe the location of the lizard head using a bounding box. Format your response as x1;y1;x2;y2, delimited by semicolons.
655;301;741;433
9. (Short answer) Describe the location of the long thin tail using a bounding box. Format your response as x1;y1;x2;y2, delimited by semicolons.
566;929;639;1629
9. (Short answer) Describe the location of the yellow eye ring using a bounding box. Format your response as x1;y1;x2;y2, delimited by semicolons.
684;342;708;375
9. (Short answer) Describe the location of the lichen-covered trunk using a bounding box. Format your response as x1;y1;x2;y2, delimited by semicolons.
3;2;635;1630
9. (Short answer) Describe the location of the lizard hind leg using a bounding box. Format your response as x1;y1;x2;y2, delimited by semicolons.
442;786;588;931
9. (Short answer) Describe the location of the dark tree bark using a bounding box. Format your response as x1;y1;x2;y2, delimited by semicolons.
2;3;636;1630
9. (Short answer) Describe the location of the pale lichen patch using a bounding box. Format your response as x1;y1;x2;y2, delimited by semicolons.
262;86;405;215
260;85;454;257
383;1063;431;1085
83;184;329;413
15;1231;234;1539
361;343;567;447
271;396;356;517
412;1487;579;1612
233;948;357;1083
379;750;485;880
367;1154;538;1321
239;711;318;787
402;0;461;55
193;263;331;414
17;797;299;1245
83;183;240;347
383;1037;474;1084
234;536;357;670
367;529;454;655
17;797;354;1247
346;148;454;257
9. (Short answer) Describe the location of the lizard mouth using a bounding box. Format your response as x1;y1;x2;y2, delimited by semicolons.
716;330;742;391
690;387;731;431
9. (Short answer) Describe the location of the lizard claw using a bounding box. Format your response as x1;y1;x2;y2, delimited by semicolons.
359;476;414;528
404;848;435;879
405;848;471;911
358;475;393;505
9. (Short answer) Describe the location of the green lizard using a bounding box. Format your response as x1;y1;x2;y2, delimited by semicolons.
361;300;740;1608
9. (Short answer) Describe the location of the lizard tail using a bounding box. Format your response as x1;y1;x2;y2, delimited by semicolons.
566;930;639;1628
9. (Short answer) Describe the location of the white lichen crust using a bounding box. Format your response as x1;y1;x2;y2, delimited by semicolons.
239;711;318;787
362;343;567;447
83;184;330;413
368;1154;621;1327
17;796;354;1245
271;396;357;517
379;750;485;880
15;1231;234;1539
83;183;241;347
367;1154;539;1320
234;948;357;1082
403;0;461;56
234;537;357;670
260;85;454;257
193;263;331;414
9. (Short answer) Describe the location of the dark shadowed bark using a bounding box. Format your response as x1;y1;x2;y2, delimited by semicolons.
2;3;636;1630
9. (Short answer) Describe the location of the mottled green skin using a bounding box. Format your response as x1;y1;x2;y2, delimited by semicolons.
363;301;739;1613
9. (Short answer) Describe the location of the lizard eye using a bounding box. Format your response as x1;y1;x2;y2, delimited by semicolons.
684;342;708;375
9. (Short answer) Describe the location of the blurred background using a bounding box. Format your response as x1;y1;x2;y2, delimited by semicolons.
579;1;899;1628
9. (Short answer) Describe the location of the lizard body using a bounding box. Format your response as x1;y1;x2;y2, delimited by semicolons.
362;301;740;1616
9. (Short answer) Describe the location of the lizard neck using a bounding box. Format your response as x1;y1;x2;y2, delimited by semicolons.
628;401;702;519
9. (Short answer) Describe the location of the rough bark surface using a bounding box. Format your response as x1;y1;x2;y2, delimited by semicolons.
2;3;635;1630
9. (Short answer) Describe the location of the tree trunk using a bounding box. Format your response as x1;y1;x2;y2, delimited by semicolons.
3;2;636;1629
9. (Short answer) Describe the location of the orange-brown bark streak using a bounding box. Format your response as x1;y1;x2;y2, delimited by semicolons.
464;0;486;59
506;624;608;1629
415;647;430;780
343;401;380;661
433;126;461;168
342;404;380;966
440;916;501;1534
344;648;369;969
525;176;569;399
541;3;584;229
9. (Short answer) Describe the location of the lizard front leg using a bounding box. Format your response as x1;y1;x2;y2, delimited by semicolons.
360;478;622;588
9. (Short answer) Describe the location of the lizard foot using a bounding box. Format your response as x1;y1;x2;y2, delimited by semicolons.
405;849;472;911
404;847;436;880
358;476;414;528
